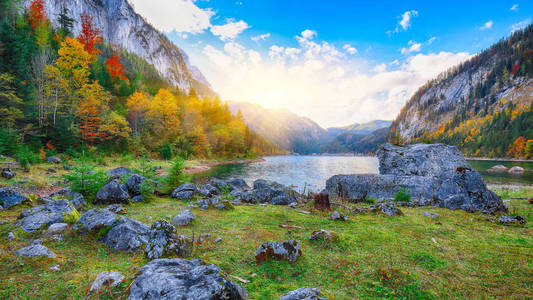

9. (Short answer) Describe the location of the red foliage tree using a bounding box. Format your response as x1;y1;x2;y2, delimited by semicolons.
105;54;128;81
77;12;103;57
28;0;47;29
78;106;107;143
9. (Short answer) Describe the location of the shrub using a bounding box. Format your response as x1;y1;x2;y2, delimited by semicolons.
394;188;411;202
364;197;377;204
165;156;189;188
133;156;157;200
63;153;108;202
17;146;41;170
63;208;81;224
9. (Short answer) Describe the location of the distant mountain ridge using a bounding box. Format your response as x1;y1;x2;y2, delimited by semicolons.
228;102;391;154
23;0;215;97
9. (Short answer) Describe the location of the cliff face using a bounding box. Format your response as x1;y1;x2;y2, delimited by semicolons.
389;24;533;157
24;0;213;95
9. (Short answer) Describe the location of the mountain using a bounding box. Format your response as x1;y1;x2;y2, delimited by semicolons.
228;102;332;154
23;0;214;97
327;120;391;136
323;127;389;154
390;24;533;158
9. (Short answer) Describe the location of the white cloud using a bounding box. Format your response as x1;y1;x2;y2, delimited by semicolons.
194;32;470;127
510;4;518;11
251;33;271;41
128;0;214;33
510;19;532;33
300;29;317;40
400;40;422;54
388;10;418;34
480;20;493;30
427;37;436;45
343;44;358;55
210;20;249;40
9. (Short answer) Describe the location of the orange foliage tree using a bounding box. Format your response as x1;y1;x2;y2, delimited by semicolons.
105;54;128;81
28;0;47;29
507;136;527;158
77;12;103;57
77;82;110;143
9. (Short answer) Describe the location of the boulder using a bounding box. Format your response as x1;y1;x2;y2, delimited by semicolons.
90;271;124;293
0;187;25;209
46;156;61;164
279;287;328;300
15;199;78;232
255;240;302;264
47;168;56;173
95;179;130;204
252;188;272;203
214;237;222;243
100;217;150;252
145;220;191;259
329;211;347;221
498;215;526;225
508;166;525;174
421;211;438;218
14;240;55;258
210;178;250;191
326;143;507;214
125;174;146;196
128;258;247;300
46;188;85;209
172;209;195;226
44;223;68;236
371;201;403;216
488;165;508;172
194;198;234;210
197;184;220;197
1;168;15;179
106;167;131;179
74;208;121;233
106;204;126;214
309;230;338;243
7;232;15;240
171;183;196;200
131;195;144;203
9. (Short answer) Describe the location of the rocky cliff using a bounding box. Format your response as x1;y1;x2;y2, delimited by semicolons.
24;0;213;96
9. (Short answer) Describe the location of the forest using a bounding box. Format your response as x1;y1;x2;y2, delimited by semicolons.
0;0;281;163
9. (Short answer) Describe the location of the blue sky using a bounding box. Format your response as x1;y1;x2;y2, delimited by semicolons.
129;0;532;127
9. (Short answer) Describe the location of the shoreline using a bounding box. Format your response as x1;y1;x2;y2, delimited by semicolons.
184;158;265;174
465;157;533;162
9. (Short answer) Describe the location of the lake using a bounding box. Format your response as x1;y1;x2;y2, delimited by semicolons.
197;155;533;192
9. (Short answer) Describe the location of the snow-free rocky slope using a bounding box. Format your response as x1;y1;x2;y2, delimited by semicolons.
24;0;213;96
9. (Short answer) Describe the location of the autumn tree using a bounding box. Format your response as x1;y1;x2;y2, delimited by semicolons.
106;53;128;82
27;0;47;29
100;111;131;142
77;12;102;58
77;82;110;143
56;37;92;90
507;136;527;158
126;91;151;135
525;140;533;159
43;65;69;126
0;73;23;128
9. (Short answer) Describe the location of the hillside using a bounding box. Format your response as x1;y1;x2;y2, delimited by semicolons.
228;102;332;154
327;120;391;137
390;24;533;158
323;127;389;154
21;0;215;98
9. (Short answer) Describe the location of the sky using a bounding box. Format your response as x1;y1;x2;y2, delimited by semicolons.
128;0;532;128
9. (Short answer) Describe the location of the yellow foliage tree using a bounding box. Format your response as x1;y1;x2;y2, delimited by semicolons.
56;37;92;90
126;91;151;135
76;81;110;143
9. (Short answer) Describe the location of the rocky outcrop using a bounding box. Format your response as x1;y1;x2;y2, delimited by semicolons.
326;143;507;214
145;220;190;259
41;188;85;209
488;165;508;172
255;240;302;264
14;240;55;258
100;218;149;252
74;208;121;233
279;287;329;300
250;179;297;205
128;259;247;300
15;199;79;232
0;187;25;209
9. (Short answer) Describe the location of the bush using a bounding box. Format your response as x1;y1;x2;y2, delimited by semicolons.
364;197;377;204
0;127;19;156
394;188;411;202
133;157;157;200
17;146;41;170
63;154;108;202
165;156;189;189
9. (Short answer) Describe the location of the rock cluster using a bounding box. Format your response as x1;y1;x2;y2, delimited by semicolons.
15;198;80;232
145;220;190;259
326;143;507;214
128;259;247;300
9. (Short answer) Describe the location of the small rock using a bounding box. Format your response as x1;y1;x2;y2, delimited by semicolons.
51;234;64;242
255;240;302;264
46;156;61;164
421;211;438;218
309;230;338;243
329;211;347;221
0;187;26;209
7;232;15;240
171;183;196;199
106;204;126;214
14;240;55;258
131;195;144;203
214;237;222;243
172;209;195;226
1;168;15;179
498;215;526;225
279;287;328;300
508;166;525;174
44;223;68;236
50;264;60;272
488;165;508;172
47;168;57;173
90;271;124;293
373;201;403;216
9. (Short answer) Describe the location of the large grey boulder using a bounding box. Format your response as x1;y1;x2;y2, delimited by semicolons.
197;184;220;197
145;220;190;259
279;287;329;300
171;183;196;200
100;217;150;252
326;143;507;214
210;178;250;192
125;174;146;196
0;187;25;209
255;240;302;264
107;167;131;179
95;179;130;204
128;259;247;300
172;209;195;226
15;199;78;232
14;240;55;258
74;208;121;233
